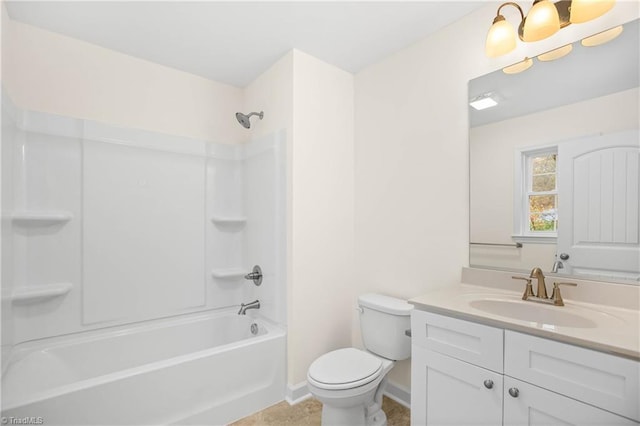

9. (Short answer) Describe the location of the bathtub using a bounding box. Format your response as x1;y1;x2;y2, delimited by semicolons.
1;309;286;425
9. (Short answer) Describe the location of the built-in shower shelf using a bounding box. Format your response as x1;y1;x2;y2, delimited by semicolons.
12;282;73;305
11;211;73;226
211;269;246;279
210;216;247;226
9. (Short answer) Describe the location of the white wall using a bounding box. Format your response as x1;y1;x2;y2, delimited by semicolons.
1;6;244;144
243;50;355;387
353;1;639;389
470;88;640;271
290;51;355;386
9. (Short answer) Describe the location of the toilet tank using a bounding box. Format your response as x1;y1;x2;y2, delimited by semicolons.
358;293;413;360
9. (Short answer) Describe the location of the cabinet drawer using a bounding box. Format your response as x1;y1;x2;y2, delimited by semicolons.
505;331;640;422
411;310;503;372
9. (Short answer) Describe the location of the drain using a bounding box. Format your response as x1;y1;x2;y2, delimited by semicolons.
250;323;259;335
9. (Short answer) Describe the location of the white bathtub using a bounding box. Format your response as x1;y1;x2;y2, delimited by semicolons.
1;309;286;425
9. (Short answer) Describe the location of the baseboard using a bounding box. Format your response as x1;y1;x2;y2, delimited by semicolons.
384;381;411;408
285;381;312;405
286;380;410;408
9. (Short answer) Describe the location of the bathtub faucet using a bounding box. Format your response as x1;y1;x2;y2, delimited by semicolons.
238;300;260;315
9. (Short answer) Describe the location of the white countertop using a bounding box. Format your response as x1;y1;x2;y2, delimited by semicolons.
410;283;640;361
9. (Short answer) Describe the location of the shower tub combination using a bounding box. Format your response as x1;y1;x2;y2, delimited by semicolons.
1;309;286;425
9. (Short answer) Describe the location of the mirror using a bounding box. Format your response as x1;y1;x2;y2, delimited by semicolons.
469;19;639;284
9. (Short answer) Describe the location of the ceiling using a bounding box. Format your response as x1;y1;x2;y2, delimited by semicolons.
5;1;485;88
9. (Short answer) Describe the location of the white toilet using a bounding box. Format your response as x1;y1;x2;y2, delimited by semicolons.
306;293;412;426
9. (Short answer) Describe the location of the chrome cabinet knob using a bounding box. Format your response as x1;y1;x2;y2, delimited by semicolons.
483;380;494;389
508;387;519;398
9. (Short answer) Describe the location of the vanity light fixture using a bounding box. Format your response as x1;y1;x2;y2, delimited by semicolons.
485;0;616;58
469;93;499;110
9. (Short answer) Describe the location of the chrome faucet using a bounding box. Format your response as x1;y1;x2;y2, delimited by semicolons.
551;260;563;272
238;299;260;315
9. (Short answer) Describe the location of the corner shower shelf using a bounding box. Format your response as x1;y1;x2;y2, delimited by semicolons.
11;211;73;226
211;269;246;279
210;216;247;226
12;282;73;305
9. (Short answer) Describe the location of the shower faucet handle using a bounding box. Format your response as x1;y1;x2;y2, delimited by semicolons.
244;265;263;286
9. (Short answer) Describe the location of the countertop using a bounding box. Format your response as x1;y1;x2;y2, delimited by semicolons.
409;283;640;361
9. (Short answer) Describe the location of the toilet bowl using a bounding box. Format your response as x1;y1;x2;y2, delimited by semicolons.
306;294;412;426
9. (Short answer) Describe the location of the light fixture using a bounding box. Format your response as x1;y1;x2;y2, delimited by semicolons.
581;25;623;46
537;44;573;61
485;0;616;58
570;0;615;23
503;57;534;74
485;3;524;58
523;0;561;42
469;93;499;110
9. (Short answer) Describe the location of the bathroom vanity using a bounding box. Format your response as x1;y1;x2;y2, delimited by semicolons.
409;269;640;426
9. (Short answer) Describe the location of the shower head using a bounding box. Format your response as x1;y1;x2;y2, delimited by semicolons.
235;111;264;129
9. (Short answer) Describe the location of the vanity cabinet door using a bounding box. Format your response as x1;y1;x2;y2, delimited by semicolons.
412;345;503;426
503;377;639;426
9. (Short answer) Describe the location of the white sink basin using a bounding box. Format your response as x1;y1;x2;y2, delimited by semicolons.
469;298;618;329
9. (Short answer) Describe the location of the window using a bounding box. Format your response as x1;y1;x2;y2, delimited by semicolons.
526;151;557;233
513;147;558;242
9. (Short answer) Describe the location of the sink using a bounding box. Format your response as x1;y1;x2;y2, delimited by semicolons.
469;299;600;328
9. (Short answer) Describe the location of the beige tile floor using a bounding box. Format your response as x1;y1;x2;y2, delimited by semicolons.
230;396;410;426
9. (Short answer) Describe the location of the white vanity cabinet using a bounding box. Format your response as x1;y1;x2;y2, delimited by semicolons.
411;309;640;425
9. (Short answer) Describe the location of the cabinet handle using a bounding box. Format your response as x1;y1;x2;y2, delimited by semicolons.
483;379;494;389
508;387;519;398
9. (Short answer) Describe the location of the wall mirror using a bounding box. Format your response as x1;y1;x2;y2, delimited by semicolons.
469;19;639;284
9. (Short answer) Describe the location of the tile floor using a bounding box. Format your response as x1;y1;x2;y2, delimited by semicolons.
230;396;410;425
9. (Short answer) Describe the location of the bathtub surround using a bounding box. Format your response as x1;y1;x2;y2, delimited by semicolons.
1;95;287;423
1;97;285;343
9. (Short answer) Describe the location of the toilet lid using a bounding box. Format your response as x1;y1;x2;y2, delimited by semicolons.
307;348;382;389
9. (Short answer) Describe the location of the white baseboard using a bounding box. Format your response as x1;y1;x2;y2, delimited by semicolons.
384;381;411;408
285;381;312;405
285;380;411;409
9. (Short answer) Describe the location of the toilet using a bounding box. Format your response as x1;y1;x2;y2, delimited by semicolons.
306;293;412;426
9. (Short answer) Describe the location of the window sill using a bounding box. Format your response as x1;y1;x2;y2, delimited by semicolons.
512;235;557;244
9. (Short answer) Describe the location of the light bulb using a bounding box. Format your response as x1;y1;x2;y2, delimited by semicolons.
570;0;615;24
486;15;517;58
523;0;561;42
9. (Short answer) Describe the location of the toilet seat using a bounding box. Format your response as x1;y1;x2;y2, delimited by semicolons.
307;348;383;391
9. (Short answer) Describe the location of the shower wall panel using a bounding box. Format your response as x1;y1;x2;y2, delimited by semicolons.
82;140;206;324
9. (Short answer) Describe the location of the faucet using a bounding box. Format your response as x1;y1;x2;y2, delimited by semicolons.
529;267;548;299
551;260;563;273
512;268;577;306
238;299;260;315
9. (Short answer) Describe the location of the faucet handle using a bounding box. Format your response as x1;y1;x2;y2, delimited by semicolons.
551;282;577;306
512;276;534;300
